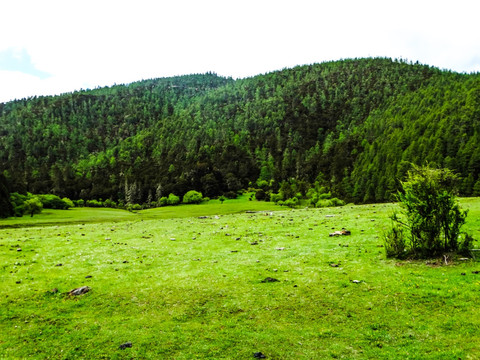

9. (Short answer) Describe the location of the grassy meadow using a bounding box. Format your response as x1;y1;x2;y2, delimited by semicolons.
1;197;480;359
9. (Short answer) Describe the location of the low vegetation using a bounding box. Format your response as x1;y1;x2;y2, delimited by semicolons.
1;197;480;359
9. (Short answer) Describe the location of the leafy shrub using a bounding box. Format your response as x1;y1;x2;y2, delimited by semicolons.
103;199;117;208
10;192;28;217
167;193;180;206
73;199;85;207
159;197;168;206
316;198;345;208
284;197;299;208
270;192;283;204
385;166;472;258
62;197;75;208
23;197;43;217
218;195;226;204
127;203;142;211
183;190;203;204
86;199;103;207
38;194;72;209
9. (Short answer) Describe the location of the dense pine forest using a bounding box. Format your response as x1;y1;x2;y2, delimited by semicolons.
1;57;479;214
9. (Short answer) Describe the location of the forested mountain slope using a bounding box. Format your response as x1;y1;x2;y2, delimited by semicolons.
0;58;478;204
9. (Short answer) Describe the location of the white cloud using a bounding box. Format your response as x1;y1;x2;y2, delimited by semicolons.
1;0;480;102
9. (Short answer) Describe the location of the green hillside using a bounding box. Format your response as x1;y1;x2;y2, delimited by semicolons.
1;57;478;205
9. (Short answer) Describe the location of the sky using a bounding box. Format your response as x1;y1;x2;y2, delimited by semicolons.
1;0;479;103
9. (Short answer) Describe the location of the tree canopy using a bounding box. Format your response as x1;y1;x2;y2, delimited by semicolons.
0;58;479;205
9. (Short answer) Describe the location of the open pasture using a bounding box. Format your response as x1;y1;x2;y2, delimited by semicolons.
1;200;480;359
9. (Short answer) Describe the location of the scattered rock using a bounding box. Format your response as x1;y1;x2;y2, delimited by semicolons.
85;275;92;279
461;273;466;276
261;277;279;283
69;286;90;296
330;263;339;268
250;241;258;245
50;288;59;294
276;247;285;251
230;250;238;253
459;258;469;261
170;238;176;241
254;352;266;359
198;216;209;219
16;248;22;252
119;342;132;350
329;229;351;237
15;280;21;284
123;260;129;263
472;271;480;274
55;263;63;267
351;280;362;284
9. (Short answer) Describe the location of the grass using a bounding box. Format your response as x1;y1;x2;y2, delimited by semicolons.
0;194;283;228
1;198;480;359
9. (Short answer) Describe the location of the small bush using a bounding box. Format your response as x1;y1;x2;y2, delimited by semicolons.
284;197;299;208
23;196;43;217
38;194;72;209
167;193;180;206
73;199;85;207
159;197;168;206
386;166;472;259
103;199;117;208
384;222;407;258
86;199;103;207
270;193;283;204
127;203;142;212
183;190;203;204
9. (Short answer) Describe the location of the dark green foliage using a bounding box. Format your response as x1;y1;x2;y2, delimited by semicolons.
0;174;13;218
38;194;72;209
255;189;266;201
385;166;471;258
1;58;479;205
183;190;203;204
9;192;44;217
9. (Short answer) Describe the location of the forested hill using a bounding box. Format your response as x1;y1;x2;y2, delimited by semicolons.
1;57;479;204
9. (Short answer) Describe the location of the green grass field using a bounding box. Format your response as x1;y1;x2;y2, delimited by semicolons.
1;198;480;359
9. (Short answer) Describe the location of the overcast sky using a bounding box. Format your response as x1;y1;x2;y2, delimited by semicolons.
1;0;479;103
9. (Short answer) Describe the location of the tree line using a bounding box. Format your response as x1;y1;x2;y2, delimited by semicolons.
1;58;479;217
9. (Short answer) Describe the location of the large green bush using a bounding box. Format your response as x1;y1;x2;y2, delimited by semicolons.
167;193;180;206
38;194;72;209
183;190;203;204
385;166;472;258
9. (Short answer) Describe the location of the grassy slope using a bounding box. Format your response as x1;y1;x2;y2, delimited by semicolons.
0;195;282;228
1;199;480;359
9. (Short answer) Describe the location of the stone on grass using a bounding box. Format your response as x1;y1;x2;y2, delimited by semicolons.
254;352;267;358
261;277;279;283
119;342;132;350
69;286;91;296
